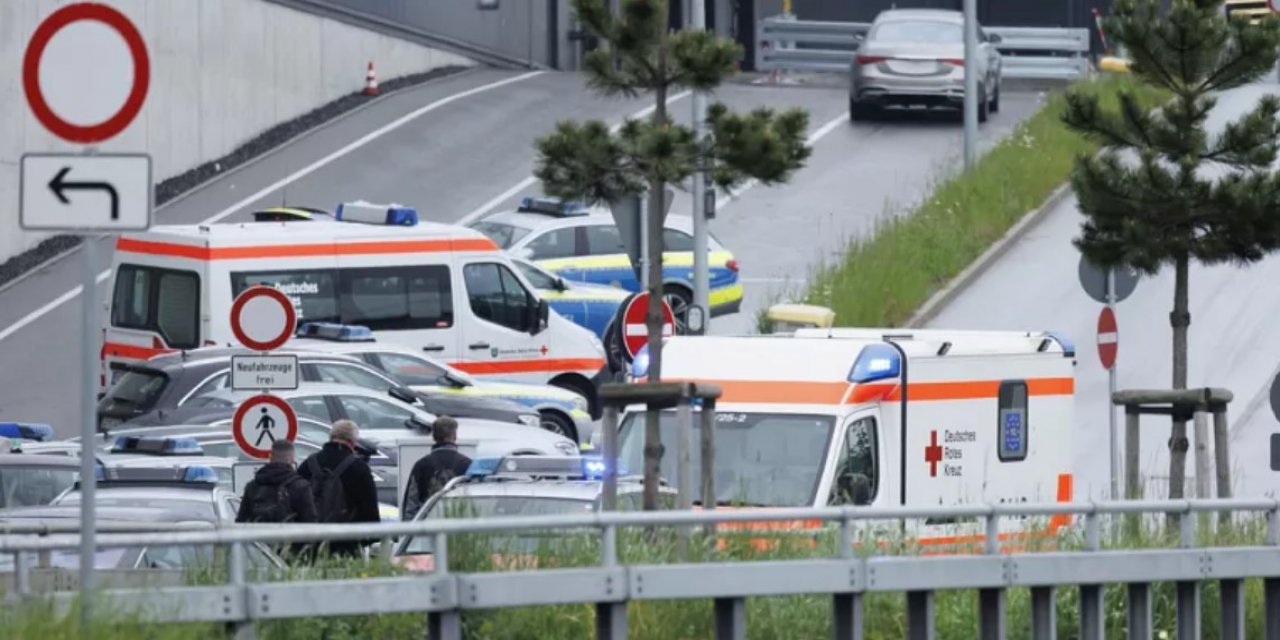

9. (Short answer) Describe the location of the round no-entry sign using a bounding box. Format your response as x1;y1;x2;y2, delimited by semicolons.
231;286;297;351
233;395;298;460
23;3;150;143
620;292;675;361
1097;307;1118;370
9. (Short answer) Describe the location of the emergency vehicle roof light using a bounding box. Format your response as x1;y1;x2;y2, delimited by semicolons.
296;322;376;342
466;457;502;477
110;436;204;456
848;343;901;383
518;197;588;217
0;423;54;442
334;201;419;226
182;465;219;483
465;456;626;479
630;344;651;379
1041;332;1075;357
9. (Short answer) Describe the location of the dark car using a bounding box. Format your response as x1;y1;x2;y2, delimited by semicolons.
97;348;539;432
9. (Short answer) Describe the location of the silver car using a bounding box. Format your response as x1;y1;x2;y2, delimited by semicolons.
849;9;1002;121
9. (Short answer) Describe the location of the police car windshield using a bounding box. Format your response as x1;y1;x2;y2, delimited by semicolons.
0;466;79;509
618;411;835;507
470;221;531;249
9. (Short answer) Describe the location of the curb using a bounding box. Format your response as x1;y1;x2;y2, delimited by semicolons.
904;182;1073;328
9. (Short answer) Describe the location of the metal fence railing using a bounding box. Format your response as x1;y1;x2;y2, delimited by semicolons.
3;499;1280;640
756;16;1092;81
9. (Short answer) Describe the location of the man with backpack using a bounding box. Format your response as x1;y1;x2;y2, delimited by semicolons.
297;419;381;557
402;416;472;520
236;439;316;525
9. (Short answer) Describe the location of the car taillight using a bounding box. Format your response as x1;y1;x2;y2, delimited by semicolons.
726;259;739;273
856;55;888;64
940;58;964;66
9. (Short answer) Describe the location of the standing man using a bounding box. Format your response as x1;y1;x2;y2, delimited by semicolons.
402;416;472;520
236;439;315;525
298;419;380;557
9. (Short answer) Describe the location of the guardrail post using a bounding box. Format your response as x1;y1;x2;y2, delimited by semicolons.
833;513;863;640
1029;586;1055;640
979;514;1005;640
714;597;746;640
228;542;255;640
1127;583;1151;640
1267;501;1280;640
1079;511;1103;640
1219;578;1245;640
595;524;627;640
1175;502;1200;640
429;532;461;640
13;552;29;598
906;591;935;640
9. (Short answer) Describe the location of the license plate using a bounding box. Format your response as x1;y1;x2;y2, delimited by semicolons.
888;60;937;75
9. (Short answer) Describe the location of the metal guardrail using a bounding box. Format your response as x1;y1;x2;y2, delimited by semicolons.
3;499;1280;640
756;16;1092;81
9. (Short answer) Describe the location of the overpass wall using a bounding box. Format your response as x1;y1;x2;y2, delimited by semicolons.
0;0;473;264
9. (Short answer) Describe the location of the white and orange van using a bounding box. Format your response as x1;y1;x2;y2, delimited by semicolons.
617;328;1076;547
102;205;609;413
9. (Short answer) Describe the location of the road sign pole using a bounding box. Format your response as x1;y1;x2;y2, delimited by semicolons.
1107;268;1120;502
690;0;710;336
78;235;97;627
962;0;978;168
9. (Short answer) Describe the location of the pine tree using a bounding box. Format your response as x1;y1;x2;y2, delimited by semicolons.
1062;0;1280;501
535;0;810;508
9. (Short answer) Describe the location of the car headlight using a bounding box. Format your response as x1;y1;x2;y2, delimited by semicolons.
554;441;578;456
518;414;540;427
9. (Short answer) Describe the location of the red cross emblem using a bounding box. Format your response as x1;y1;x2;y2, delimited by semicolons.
539;345;548;356
925;430;943;477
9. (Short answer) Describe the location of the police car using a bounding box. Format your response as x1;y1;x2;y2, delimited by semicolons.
509;257;633;371
289;323;598;443
393;455;675;569
0;448;81;509
468;197;743;333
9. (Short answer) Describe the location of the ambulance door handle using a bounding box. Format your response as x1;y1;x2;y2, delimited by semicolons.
468;342;491;350
422;345;445;353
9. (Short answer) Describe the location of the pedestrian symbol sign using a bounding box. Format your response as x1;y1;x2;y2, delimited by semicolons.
232;394;297;460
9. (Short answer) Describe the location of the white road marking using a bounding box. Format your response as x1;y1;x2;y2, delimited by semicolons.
0;71;546;345
457;91;693;224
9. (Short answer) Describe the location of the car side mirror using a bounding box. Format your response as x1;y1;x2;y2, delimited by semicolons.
388;387;417;404
406;417;432;431
528;297;549;334
838;472;872;506
555;277;568;292
987;33;1002;44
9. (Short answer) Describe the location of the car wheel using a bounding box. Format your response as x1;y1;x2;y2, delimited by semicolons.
977;85;989;123
849;99;877;122
539;410;579;443
662;285;693;335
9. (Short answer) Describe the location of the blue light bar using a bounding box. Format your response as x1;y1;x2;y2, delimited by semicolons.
110;436;204;456
0;423;54;442
518;197;588;217
182;466;219;483
334;201;419;226
295;322;375;342
581;456;627;479
630;344;650;379
847;343;901;384
466;457;502;477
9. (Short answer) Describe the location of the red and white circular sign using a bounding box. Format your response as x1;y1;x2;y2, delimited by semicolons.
621;292;675;360
231;286;297;351
23;3;150;144
1097;307;1118;370
233;395;298;460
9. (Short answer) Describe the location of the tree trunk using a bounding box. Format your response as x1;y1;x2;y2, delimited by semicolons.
1166;255;1191;503
642;48;670;513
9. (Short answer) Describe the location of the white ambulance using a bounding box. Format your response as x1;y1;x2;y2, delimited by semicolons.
102;205;609;413
617;328;1076;546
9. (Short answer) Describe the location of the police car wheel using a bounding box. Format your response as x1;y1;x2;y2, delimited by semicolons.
662;285;692;335
539;410;578;443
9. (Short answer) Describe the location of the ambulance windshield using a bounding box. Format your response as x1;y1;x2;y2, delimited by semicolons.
617;411;835;507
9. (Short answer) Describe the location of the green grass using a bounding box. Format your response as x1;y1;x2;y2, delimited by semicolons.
2;516;1271;639
803;76;1166;326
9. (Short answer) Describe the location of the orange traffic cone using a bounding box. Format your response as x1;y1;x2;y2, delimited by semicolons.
363;61;379;96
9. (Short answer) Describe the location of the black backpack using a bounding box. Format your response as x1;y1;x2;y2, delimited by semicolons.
309;455;358;523
247;480;296;524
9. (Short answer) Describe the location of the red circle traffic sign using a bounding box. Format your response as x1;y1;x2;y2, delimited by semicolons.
231;286;297;351
621;292;675;360
232;395;298;460
23;3;150;144
1097;307;1118;370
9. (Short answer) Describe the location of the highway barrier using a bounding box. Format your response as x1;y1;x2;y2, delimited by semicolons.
3;499;1280;639
756;16;1092;81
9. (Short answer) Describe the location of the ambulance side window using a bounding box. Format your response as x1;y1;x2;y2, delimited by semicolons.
463;263;533;332
231;270;338;324
829;417;877;506
997;381;1029;462
338;266;453;331
111;264;201;350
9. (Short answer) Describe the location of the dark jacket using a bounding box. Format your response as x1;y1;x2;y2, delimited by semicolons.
235;462;316;524
298;442;381;556
402;443;472;520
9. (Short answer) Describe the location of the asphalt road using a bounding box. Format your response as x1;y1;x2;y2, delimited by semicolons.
0;68;1043;436
926;82;1280;501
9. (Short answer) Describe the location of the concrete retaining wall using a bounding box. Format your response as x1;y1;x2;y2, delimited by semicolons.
0;0;474;264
